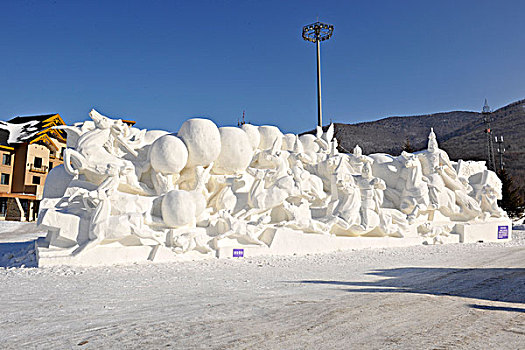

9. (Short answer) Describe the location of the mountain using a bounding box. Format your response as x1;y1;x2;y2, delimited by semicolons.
313;98;525;188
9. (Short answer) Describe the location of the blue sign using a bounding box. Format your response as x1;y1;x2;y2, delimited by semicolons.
233;249;244;258
498;226;509;239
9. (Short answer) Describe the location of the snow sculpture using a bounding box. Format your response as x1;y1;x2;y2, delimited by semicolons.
36;110;511;266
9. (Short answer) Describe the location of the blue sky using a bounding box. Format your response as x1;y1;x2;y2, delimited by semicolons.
1;0;524;133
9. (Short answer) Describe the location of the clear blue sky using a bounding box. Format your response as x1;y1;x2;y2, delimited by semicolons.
1;0;524;133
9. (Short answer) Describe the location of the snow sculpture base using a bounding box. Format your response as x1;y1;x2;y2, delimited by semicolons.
453;219;512;243
37;243;208;267
215;227;426;258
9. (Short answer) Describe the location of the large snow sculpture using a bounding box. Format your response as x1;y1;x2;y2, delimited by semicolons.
36;110;511;266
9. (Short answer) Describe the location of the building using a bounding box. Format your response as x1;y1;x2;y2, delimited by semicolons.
0;114;67;221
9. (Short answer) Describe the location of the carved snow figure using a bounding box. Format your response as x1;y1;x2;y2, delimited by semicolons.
247;139;296;213
371;152;430;223
36;110;511;266
417;129;483;221
417;129;461;217
63;110;147;195
397;152;431;221
326;169;362;233
354;160;386;232
470;170;506;218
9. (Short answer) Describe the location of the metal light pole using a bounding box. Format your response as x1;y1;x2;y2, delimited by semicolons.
302;21;334;127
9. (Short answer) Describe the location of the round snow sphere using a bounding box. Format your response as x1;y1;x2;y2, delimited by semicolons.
241;124;260;151
143;130;170;145
149;134;188;175
282;133;296;151
258;125;283;150
213;127;253;175
299;134;319;153
162;190;196;227
177;118;221;168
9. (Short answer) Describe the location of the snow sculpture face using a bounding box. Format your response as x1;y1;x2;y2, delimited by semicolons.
212;127;253;175
149;134;188;175
89;109;112;129
353;145;362;156
177;118;221;168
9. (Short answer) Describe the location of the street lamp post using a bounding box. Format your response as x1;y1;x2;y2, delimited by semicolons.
302;21;334;127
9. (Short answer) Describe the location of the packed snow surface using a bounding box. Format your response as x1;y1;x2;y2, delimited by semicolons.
0;222;524;349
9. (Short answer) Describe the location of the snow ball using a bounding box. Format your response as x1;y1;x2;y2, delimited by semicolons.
213;127;254;175
161;190;195;227
149;134;188;175
178;118;221;168
143;130;170;145
241;124;261;151
258;125;283;150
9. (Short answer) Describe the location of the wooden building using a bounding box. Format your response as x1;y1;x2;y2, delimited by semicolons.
0;114;67;221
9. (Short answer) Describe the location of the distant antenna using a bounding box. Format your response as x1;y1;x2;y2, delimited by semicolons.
495;135;505;171
481;99;496;171
482;98;491;113
238;110;246;127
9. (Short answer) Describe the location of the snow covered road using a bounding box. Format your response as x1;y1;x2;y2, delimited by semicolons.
1;229;524;349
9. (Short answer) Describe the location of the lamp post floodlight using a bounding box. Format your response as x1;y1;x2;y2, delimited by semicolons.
302;21;334;127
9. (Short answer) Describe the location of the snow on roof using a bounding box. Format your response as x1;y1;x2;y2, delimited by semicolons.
0;114;67;145
0;120;41;144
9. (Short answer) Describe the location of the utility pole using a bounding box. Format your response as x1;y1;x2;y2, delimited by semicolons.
302;21;334;128
481;99;496;171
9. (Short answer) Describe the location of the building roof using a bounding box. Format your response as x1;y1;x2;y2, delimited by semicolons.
0;114;67;145
8;114;58;125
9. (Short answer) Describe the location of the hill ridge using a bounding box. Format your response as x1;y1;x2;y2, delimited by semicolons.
309;98;525;188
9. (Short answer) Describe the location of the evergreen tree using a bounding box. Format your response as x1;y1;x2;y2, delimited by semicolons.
402;137;415;153
497;168;525;218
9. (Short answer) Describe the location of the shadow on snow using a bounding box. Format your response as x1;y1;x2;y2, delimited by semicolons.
0;240;38;268
295;267;525;304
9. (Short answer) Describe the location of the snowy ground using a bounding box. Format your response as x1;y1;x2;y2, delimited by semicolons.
0;222;524;349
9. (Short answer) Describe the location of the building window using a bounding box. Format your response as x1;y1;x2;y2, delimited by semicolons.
34;157;43;168
32;176;41;185
0;198;6;216
49;162;53;170
1;173;10;185
2;154;11;166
